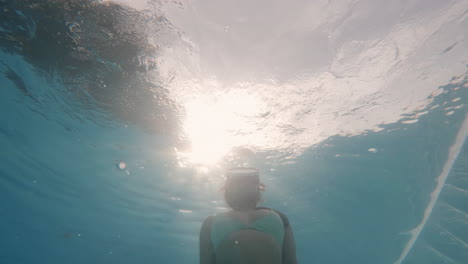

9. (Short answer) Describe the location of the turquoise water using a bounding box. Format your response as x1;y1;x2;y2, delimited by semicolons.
1;1;467;263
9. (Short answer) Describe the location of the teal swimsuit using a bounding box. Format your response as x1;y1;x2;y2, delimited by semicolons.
210;209;285;251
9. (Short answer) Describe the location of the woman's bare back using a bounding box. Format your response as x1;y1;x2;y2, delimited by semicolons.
214;209;282;264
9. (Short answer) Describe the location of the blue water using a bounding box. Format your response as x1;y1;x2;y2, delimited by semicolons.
1;1;467;263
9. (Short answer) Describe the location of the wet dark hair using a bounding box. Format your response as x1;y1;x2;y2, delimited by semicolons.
222;168;265;211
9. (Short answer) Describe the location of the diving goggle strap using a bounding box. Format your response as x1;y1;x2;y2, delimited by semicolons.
223;167;265;191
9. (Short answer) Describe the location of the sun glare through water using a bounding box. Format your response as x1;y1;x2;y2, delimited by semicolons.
178;89;265;166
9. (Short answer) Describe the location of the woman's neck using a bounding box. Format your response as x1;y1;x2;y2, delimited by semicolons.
233;207;256;213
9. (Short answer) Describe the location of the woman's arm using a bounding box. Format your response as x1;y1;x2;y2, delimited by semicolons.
283;224;298;264
200;215;216;264
256;207;297;263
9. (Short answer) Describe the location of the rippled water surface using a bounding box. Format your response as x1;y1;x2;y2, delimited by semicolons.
1;0;467;263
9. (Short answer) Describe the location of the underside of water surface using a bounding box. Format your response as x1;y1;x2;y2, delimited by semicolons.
0;0;467;263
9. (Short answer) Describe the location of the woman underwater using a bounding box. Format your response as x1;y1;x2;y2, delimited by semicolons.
200;167;297;264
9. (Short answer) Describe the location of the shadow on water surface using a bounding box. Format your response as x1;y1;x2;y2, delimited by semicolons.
1;0;183;137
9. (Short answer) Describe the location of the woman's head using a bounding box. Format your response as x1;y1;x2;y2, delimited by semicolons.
223;167;265;211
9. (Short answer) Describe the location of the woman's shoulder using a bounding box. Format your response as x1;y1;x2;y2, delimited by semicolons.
209;209;271;223
256;207;290;227
256;208;274;218
202;215;215;227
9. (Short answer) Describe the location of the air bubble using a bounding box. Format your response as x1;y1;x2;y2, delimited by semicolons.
117;161;127;169
368;148;378;153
